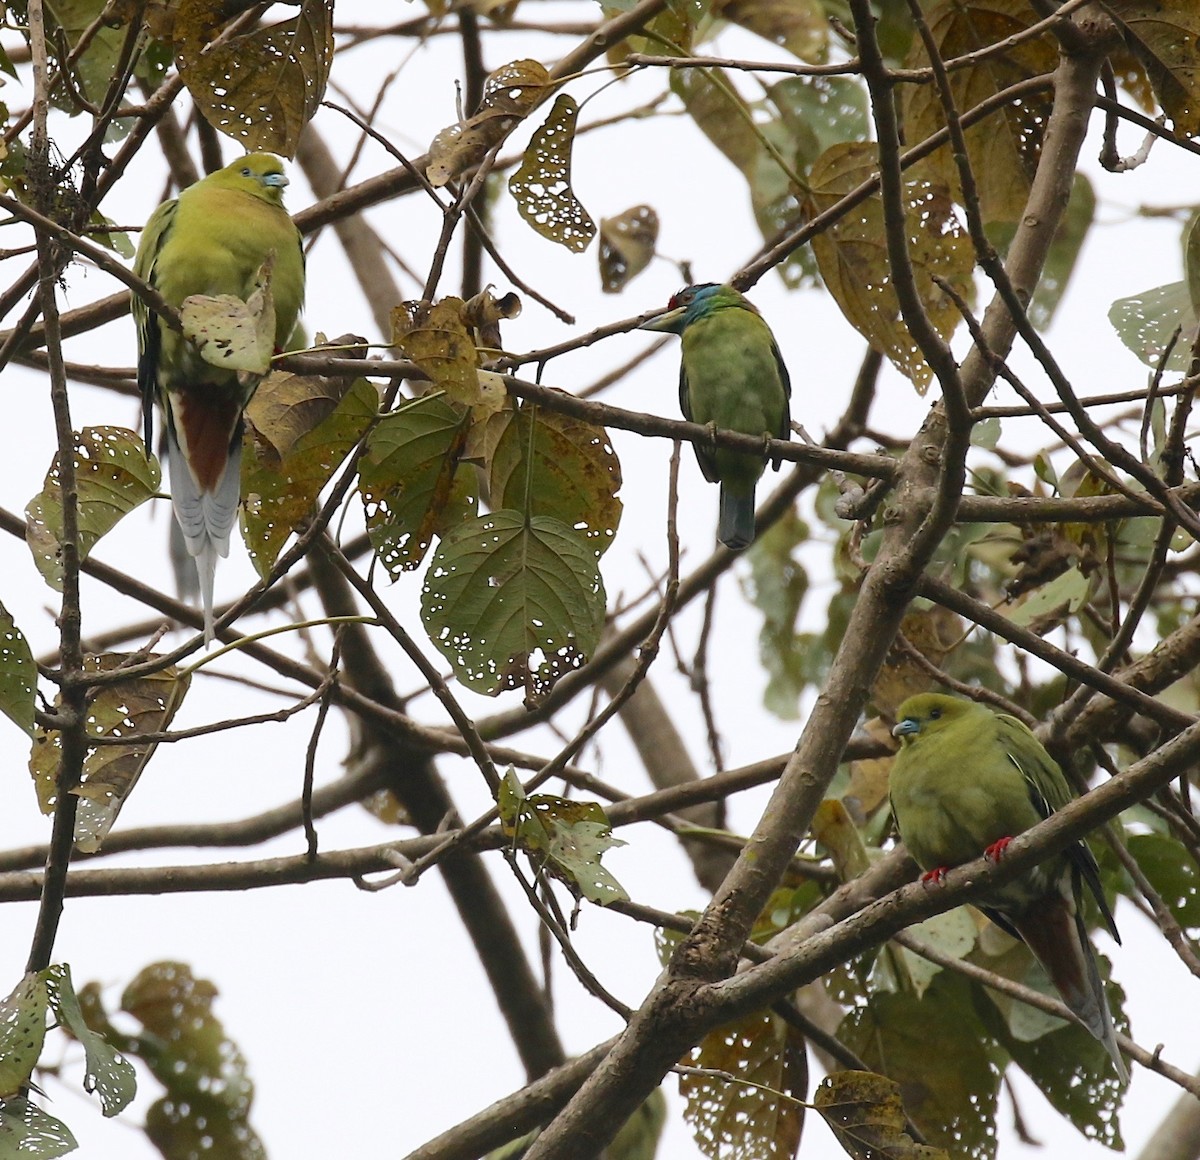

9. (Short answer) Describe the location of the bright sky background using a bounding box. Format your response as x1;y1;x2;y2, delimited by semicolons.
0;2;1198;1156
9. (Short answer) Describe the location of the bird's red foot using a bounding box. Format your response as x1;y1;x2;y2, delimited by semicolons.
984;836;1014;863
920;867;950;885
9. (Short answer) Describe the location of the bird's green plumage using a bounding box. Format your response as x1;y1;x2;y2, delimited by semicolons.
133;153;305;642
641;284;790;550
889;693;1126;1080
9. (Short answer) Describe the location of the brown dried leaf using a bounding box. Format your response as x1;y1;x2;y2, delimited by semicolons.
392;298;482;406
599;205;659;292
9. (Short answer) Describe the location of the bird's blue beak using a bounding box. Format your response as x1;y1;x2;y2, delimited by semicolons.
639;306;686;334
892;717;919;739
262;172;289;189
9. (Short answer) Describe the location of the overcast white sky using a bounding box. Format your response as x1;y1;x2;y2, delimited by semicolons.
1;3;1198;1156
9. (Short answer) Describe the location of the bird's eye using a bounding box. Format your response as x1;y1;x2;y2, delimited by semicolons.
241;166;252;176
929;708;941;720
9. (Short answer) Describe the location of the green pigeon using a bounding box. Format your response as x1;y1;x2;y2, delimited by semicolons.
642;283;791;550
890;692;1127;1081
133;153;305;642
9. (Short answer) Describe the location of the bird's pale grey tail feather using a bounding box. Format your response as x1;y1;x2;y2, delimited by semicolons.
1075;905;1129;1083
169;433;242;646
718;485;755;551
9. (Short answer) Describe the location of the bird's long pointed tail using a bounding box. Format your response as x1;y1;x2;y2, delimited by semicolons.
1011;896;1128;1082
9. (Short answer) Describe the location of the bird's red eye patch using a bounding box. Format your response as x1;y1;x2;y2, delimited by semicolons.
667;289;692;309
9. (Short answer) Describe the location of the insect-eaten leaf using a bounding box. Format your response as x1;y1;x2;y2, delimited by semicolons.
498;769;627;904
680;1010;807;1160
0;602;35;737
241;375;378;580
358;395;478;577
392;297;483;406
484;402;622;558
0;972;49;1098
463;286;522;352
599;205;659;292
814;1070;950;1159
509;93;596;252
173;0;333;155
421;511;606;704
426;58;550;186
807;143;974;392
29;654;190;852
25;426;161;592
180;254;277;376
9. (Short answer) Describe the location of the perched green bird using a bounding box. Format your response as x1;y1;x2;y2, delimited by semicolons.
133;154;305;642
890;693;1127;1081
642;284;791;550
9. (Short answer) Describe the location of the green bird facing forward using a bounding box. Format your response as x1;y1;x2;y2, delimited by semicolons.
134;154;305;643
890;693;1127;1081
642;284;791;550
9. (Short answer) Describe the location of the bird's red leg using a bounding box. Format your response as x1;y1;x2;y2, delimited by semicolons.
920;867;950;884
984;836;1014;862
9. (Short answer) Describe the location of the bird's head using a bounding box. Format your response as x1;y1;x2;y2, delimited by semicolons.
213;154;291;205
640;282;751;334
892;693;982;744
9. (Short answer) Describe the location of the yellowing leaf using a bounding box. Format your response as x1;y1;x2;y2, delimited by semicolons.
902;0;1056;224
485;402;623;557
599;205;659;292
807;142;974;392
241;376;377;580
25;426;162;592
392;298;482;406
421;511;605;704
358;395;478;577
29;654;190;852
497;770;628;904
814;1070;949;1160
716;0;826;61
179;254;276;375
244;371;356;464
0;603;35;738
509;94;596;252
173;0;333;155
1118;0;1200;138
680;1011;805;1160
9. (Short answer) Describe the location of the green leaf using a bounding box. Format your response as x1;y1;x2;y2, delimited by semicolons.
509;94;596;252
839;972;1003;1159
970;416;1001;450
25;426;161;592
0;1097;77;1158
0;973;48;1097
680;1010;805;1160
485;402;622;558
895;909;979;1000
498;770;628;904
358;395;477;577
1129;832;1200;931
46;964;136;1117
421;511;606;702
1003;566;1090;630
814;1070;950;1159
1108;280;1196;372
0;603;35;737
29;654;190;852
241;376;377;580
717;0;826;60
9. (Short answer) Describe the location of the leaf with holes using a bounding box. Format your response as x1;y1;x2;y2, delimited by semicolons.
421;511;605;703
241;376;377;580
173;0;333;155
0;973;48;1098
46;964;136;1117
498;770;628;904
392;298;482;406
1108;280;1196;372
180;254;276;376
814;1070;949;1159
0;602;35;737
484;402;622;558
509;94;596;252
25;426;162;592
599;205;659;292
359;395;478;577
29;654;191;852
1118;0;1200;138
680;1010;805;1160
807;142;974;392
244;370;357;465
0;1098;77;1158
903;0;1057;225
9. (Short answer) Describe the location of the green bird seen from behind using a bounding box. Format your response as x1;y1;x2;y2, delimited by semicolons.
642;284;791;550
889;692;1127;1081
133;153;305;643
